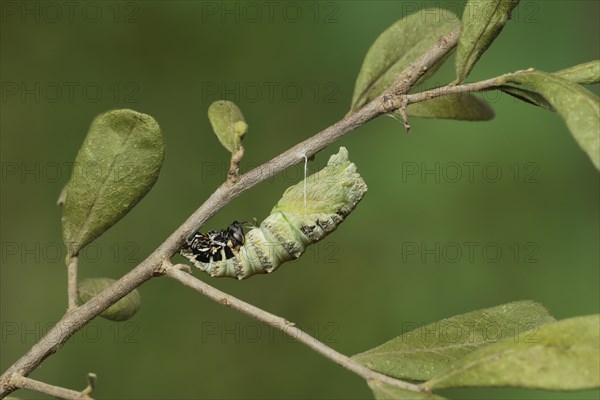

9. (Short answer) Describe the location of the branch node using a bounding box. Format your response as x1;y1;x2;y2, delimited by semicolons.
153;260;170;276
381;94;402;113
418;384;433;394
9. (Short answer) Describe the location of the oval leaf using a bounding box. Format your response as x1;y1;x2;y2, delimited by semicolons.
500;70;600;170
555;60;600;85
78;278;141;321
403;93;495;120
351;8;460;111
62;109;164;257
353;301;555;381
455;0;520;83
368;381;445;400
424;315;600;391
208;100;247;153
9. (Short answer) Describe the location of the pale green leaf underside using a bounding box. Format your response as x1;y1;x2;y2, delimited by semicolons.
496;61;599;111
455;0;520;83
351;8;459;111
368;381;445;400
500;71;600;170
424;315;600;391
402;93;495;121
555;60;600;85
353;301;555;381
62;109;164;256
78;278;141;321
208;100;248;153
498;85;555;111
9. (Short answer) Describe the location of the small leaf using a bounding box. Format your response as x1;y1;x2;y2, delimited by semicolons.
402;93;494;120
424;315;600;391
208;100;247;153
62;109;164;257
500;70;600;169
351;8;460;111
78;278;141;321
554;60;600;85
497;85;555;111
353;301;555;381
368;381;445;400
455;0;520;83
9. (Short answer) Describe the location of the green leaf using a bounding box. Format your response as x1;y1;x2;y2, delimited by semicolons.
62;109;164;257
402;93;494;120
208;100;247;153
78;278;141;321
497;85;555;111
554;60;600;85
353;301;555;381
351;8;460;111
455;0;520;83
500;70;600;170
424;315;600;391
368;381;445;400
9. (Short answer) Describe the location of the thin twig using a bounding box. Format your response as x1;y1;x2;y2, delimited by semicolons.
405;76;505;105
67;255;79;311
163;262;423;392
0;27;461;398
7;373;93;400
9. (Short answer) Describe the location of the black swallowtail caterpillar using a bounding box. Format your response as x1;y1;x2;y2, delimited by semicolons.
180;147;367;279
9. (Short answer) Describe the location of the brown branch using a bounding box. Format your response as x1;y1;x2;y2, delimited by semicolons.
163;262;422;392
0;27;461;398
382;26;461;106
67;255;79;311
6;373;94;400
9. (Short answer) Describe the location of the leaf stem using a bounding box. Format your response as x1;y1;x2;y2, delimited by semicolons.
163;262;423;393
227;145;245;184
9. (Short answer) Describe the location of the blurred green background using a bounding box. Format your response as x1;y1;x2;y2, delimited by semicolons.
1;1;598;399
